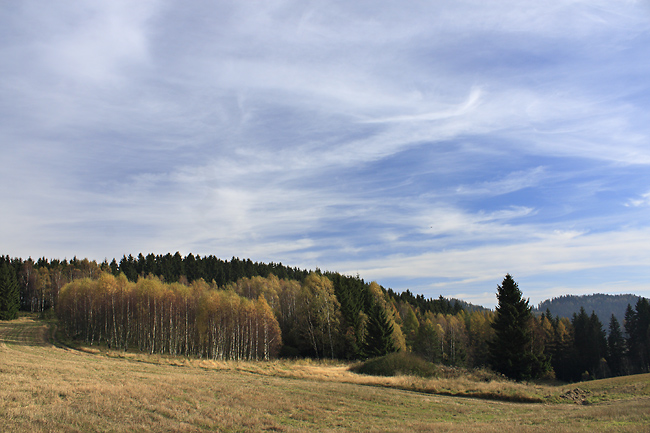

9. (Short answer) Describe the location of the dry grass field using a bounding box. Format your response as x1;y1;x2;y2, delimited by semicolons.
1;316;649;432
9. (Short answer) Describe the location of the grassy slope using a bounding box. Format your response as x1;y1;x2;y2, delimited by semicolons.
1;317;648;432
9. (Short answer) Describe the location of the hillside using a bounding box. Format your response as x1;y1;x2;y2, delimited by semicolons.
535;293;640;324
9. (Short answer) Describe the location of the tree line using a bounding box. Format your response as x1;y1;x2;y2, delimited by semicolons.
487;274;650;381
1;254;649;382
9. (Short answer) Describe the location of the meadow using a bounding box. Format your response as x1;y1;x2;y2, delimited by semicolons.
1;316;648;432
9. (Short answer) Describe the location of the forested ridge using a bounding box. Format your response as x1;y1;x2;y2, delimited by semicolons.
536;294;640;326
1;253;649;382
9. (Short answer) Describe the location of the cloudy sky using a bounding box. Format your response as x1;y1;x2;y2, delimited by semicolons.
2;1;650;307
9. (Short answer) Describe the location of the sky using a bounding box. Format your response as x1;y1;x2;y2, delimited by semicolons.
2;1;650;308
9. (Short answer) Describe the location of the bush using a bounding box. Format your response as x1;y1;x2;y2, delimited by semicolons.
350;351;438;378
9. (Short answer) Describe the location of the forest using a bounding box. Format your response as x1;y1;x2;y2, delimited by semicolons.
1;253;649;383
536;293;641;326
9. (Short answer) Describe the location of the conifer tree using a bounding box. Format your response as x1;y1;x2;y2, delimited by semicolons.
607;314;626;376
568;308;608;379
0;263;20;320
363;302;396;358
489;274;546;380
625;298;650;373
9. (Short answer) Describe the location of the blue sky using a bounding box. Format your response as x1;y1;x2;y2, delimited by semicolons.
2;1;650;307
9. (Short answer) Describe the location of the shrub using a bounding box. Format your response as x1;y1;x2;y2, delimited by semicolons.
350;351;438;378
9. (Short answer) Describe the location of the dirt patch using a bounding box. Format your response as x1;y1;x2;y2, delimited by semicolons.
560;388;591;405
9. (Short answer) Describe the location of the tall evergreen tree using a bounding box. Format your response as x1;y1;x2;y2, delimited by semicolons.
625;298;650;373
571;308;608;379
607;314;626;376
489;274;546;381
588;311;608;377
0;262;20;320
549;317;575;382
363;302;396;358
328;273;368;359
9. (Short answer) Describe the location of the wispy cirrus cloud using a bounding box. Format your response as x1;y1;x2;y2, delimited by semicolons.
626;192;650;208
2;0;650;306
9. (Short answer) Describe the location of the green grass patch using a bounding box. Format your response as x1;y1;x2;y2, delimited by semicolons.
557;373;650;404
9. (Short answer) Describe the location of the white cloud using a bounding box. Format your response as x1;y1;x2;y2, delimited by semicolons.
362;87;483;124
39;1;156;83
2;0;650;306
455;167;547;196
335;226;650;306
626;191;650;207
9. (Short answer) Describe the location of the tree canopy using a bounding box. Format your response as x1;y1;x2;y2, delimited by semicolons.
489;274;548;381
0;262;20;320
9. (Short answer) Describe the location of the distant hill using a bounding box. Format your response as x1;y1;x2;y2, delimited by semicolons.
535;294;641;326
450;298;490;313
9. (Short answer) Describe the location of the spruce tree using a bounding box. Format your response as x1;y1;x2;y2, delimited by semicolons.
625;298;650;373
607;314;626;376
489;274;546;381
0;263;20;320
363;302;396;358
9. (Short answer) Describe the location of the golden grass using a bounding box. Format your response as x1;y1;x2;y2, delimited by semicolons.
2;316;649;432
98;349;551;403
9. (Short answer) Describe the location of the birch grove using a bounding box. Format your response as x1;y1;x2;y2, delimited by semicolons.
57;273;281;360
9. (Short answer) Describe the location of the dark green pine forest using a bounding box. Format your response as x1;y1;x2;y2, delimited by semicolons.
1;253;649;382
